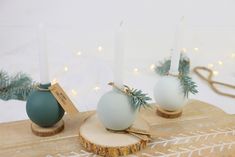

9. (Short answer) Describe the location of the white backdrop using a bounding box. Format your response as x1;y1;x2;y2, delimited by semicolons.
1;0;235;122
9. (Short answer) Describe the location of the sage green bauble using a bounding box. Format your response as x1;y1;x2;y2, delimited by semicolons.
26;83;64;127
97;89;137;131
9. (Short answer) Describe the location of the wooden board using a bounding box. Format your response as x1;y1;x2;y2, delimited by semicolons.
79;114;150;156
0;100;235;157
31;120;64;137
156;107;182;118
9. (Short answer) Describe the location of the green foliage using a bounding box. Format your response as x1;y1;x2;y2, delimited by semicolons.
125;86;152;110
0;70;36;101
179;75;198;97
155;53;190;76
178;56;190;75
155;53;198;98
155;59;171;76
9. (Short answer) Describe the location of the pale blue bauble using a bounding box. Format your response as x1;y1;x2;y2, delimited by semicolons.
154;76;188;111
97;89;137;131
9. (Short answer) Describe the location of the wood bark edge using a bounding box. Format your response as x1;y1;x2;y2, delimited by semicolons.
156;107;182;118
31;120;64;137
78;132;148;157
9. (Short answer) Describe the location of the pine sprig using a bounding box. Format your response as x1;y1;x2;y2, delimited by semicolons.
179;75;198;97
0;70;36;101
155;59;171;76
155;53;190;76
125;86;152;110
155;53;198;98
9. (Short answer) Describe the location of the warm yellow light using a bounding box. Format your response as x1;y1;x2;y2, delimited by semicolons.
133;68;139;73
97;46;103;52
149;64;155;71
93;86;100;91
182;48;187;53
64;66;68;72
71;89;77;96
213;70;219;76
208;64;214;68
51;78;58;84
218;61;223;65
232;53;235;58
194;48;199;51
77;51;82;56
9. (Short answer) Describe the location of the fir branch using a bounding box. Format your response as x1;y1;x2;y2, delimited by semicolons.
155;53;190;76
125;86;152;110
179;54;190;75
0;70;36;101
179;75;198;98
155;59;171;76
155;53;198;98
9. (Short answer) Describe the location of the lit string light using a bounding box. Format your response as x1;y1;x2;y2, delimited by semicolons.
97;46;103;52
93;86;100;91
231;53;235;58
194;48;199;52
182;48;187;53
149;64;156;71
218;61;223;66
54;44;235;96
71;89;77;96
208;64;214;69
64;66;68;72
76;51;82;56
51;78;58;84
213;70;219;76
133;68;139;73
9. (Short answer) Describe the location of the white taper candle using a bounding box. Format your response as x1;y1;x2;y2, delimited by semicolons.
169;16;185;75
38;23;50;84
113;21;125;87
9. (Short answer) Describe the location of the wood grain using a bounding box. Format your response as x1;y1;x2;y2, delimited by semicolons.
79;114;149;157
0;100;235;157
156;107;182;118
31;120;64;137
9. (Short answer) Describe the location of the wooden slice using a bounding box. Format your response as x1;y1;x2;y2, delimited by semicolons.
31;120;64;137
156;107;182;118
79;114;150;157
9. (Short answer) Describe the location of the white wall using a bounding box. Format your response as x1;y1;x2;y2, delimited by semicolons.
1;0;235;64
1;0;235;112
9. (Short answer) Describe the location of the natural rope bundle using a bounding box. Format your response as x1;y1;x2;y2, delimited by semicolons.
108;82;131;95
193;66;235;98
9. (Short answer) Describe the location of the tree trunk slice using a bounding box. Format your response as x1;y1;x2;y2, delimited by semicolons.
31;120;64;137
79;114;150;157
156;107;182;118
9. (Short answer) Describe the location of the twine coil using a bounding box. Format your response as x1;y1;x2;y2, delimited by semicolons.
36;85;50;92
193;66;235;98
108;82;131;96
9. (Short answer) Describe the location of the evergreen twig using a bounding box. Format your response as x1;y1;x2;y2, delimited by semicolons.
155;53;198;98
179;75;198;97
124;85;152;110
0;70;36;101
155;53;190;76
